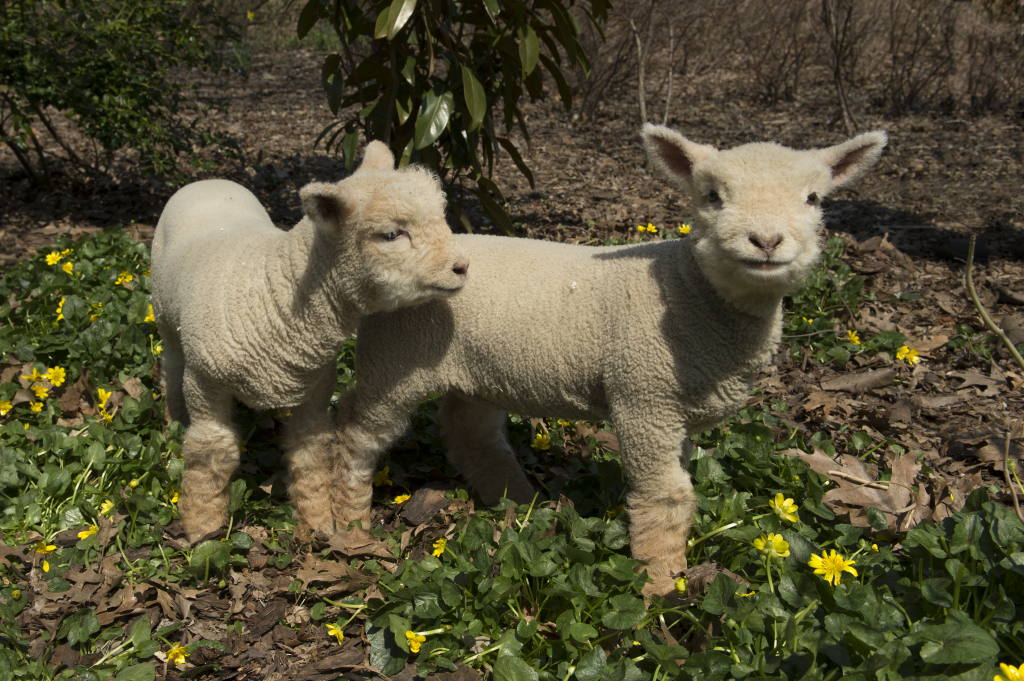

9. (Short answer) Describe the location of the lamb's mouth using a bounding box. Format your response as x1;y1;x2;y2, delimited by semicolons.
742;260;788;271
431;285;464;296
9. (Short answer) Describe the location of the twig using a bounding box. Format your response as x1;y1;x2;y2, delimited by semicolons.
826;470;917;494
1005;420;1024;525
965;235;1024;371
782;329;842;339
823;266;858;323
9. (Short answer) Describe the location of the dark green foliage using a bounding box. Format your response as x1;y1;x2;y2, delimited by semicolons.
0;0;238;183
298;0;608;234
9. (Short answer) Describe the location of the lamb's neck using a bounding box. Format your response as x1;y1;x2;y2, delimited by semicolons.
263;220;361;357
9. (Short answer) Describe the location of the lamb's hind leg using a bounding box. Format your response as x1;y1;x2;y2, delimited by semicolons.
440;392;535;506
615;415;696;598
157;323;188;426
281;371;338;538
178;376;238;543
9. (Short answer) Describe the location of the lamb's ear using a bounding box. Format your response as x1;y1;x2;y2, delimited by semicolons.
813;130;888;191
642;123;718;189
300;182;353;231
355;140;395;173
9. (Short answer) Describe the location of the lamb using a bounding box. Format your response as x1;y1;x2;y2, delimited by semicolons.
328;124;887;596
150;141;469;543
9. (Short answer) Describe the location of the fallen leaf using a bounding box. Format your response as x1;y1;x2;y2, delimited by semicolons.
401;482;453;526
803;391;839;417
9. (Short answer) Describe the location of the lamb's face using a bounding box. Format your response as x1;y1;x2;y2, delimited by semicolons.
642;124;887;311
689;145;829;298
351;171;469;313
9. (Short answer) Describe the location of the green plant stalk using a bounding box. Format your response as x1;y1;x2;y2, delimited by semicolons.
965;235;1024;371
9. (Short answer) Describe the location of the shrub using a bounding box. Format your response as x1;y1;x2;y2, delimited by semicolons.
0;0;238;185
297;0;608;235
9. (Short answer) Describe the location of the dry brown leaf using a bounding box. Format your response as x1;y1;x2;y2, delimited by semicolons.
947;370;1002;396
401;482;453;526
121;376;145;400
803;391;839;417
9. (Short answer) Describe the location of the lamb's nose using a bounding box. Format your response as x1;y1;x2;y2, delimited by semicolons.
452;262;469;277
750;235;781;255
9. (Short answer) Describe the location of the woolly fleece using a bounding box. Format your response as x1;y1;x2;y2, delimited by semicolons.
151;142;468;542
334;126;887;597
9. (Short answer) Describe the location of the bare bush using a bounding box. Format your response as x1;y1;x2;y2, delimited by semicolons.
959;3;1024;111
730;0;818;104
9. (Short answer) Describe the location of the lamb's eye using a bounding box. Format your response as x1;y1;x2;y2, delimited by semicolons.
381;230;404;241
807;193;818;205
706;190;721;204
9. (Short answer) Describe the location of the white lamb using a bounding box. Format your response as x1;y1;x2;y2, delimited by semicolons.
328;124;887;596
151;142;469;543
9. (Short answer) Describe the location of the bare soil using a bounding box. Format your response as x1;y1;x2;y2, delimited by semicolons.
2;46;1023;680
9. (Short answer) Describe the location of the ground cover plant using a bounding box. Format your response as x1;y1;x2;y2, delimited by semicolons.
0;225;1022;681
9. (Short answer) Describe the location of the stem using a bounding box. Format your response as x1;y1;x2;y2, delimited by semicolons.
965;235;1024;372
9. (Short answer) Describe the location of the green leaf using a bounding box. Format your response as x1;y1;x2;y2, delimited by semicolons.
414;89;454;150
495;137;535;189
386;0;418;40
129;617;151;647
460;65;486;132
342;132;359;172
538;53;572;110
114;664;156;681
575;646;607;681
482;0;500;24
470;186;516;237
702;574;738;616
310;602;326;620
492;656;539;681
367;624;406;676
866;506;888;531
297;0;320;39
910;622;1000;664
601;594;645;629
374;6;391;39
518;25;539;76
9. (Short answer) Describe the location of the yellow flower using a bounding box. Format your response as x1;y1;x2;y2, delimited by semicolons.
531;431;551;450
129;479;139;488
99;499;115;516
674;577;688;595
77;525;98;540
802;317;813;324
846;330;860;345
99;407;113;424
167;644;189;666
753;533;790;562
61;248;71;256
43;560;50;572
896;345;920;365
394;493;411;504
10;589;19;600
808;549;858;587
374;466;392;487
636;224;645;232
326;622;344;644
34;541;56;554
432;538;447;557
46;252;63;265
114;271;133;285
995;663;1023;681
30;402;42;413
56;297;65;321
45;366;66;387
870;543;879;554
769;493;800;524
405;630;426;654
153;341;162;356
21;367;44;383
62;262;73;274
144;304;155;322
740;590;756;597
646;222;658;233
557;419;571;427
0;400;11;416
32;384;49;399
97;388;111;406
170;491;179;504
679;224;691;235
247;10;255;20
89;302;103;322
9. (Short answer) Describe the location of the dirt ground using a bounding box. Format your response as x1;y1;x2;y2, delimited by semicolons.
2;46;1023;680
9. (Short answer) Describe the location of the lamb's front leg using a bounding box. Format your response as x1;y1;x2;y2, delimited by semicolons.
616;416;697;598
178;385;239;543
331;391;419;532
